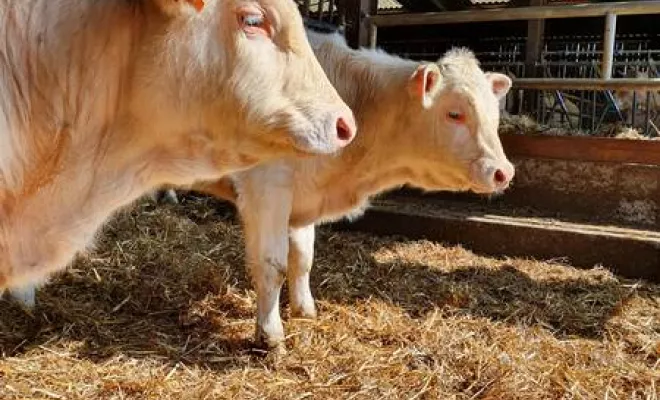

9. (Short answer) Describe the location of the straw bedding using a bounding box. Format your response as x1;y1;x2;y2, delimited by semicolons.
499;114;659;140
0;194;658;399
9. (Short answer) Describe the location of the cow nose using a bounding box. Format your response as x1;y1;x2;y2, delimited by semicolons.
494;169;507;185
334;112;357;147
336;117;352;141
492;162;515;189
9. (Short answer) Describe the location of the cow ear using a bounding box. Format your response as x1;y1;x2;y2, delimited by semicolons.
409;63;442;109
152;0;205;16
485;72;512;100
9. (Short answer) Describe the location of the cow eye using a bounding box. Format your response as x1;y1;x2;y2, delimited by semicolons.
241;13;264;27
237;8;271;38
447;111;464;122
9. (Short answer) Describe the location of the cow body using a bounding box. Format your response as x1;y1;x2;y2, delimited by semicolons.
0;0;356;293
193;30;515;350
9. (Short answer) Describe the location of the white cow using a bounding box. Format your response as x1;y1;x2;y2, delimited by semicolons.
0;0;357;300
192;30;515;350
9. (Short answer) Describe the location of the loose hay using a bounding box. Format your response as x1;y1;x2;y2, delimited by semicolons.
0;195;658;399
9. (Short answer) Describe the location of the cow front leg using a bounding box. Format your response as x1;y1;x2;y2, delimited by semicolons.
236;173;293;351
245;230;289;350
250;254;287;350
287;224;317;319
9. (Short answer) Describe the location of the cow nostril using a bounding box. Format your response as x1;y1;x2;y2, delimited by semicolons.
336;117;353;142
494;169;507;185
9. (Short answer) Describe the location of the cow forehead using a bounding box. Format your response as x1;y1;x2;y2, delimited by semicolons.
433;69;499;123
438;63;488;90
439;74;493;110
439;50;495;91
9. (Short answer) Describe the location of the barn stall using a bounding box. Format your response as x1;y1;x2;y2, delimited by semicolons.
0;1;659;399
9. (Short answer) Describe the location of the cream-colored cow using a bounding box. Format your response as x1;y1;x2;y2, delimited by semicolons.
0;0;356;299
193;30;515;350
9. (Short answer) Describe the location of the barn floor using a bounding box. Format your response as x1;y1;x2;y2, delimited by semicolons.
0;195;658;400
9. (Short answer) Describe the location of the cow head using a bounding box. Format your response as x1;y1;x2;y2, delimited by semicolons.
402;48;514;195
144;0;357;160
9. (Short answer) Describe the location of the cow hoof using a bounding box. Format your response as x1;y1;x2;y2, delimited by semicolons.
290;304;317;319
154;189;179;205
255;328;286;354
255;335;287;354
8;285;37;308
162;189;179;204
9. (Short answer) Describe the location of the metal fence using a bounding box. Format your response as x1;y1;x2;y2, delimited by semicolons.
371;2;660;137
382;34;660;136
295;0;344;24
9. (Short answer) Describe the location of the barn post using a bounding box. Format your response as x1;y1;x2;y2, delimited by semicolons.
344;0;378;49
524;0;546;112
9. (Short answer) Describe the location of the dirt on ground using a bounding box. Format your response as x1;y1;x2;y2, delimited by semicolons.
0;195;658;399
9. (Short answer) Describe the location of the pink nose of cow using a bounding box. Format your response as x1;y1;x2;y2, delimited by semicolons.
494;169;507;185
334;113;357;147
493;165;514;189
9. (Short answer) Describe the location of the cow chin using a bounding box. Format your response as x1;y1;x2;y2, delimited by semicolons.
413;168;472;193
265;110;354;156
290;128;344;155
469;184;503;196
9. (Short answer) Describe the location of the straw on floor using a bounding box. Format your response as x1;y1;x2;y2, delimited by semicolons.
0;195;657;399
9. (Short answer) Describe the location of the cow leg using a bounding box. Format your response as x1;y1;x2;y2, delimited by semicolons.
237;173;293;351
243;208;291;350
8;283;38;307
287;224;317;319
6;275;48;307
150;188;179;204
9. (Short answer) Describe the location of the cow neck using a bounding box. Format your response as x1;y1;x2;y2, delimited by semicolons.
321;48;421;200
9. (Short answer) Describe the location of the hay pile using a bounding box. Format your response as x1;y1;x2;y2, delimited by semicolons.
499;114;659;140
0;195;658;399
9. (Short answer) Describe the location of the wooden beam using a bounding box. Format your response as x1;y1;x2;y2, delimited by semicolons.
525;0;545;75
344;0;377;49
367;0;660;27
500;134;660;165
524;0;545;110
331;202;660;283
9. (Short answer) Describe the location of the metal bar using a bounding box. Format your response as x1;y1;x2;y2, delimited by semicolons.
602;12;617;79
368;1;660;27
368;24;377;49
512;78;660;91
631;92;638;127
645;92;652;135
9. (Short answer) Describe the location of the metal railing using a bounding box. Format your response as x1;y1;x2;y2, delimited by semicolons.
380;31;660;135
295;0;344;25
365;1;660;91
